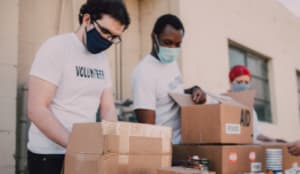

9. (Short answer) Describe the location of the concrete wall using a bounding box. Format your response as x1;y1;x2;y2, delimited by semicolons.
0;0;19;173
178;0;300;141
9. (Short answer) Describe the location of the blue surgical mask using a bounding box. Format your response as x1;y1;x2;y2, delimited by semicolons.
86;28;112;54
155;36;180;64
157;46;180;64
231;83;251;92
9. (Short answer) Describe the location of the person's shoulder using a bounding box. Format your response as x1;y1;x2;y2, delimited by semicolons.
42;33;74;48
35;33;74;60
133;55;158;78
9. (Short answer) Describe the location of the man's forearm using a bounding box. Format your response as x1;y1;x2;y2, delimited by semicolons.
257;134;273;142
28;107;69;147
100;108;118;121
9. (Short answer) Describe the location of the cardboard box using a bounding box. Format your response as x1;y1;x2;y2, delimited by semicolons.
262;143;300;171
239;145;264;173
173;145;264;174
65;153;118;174
158;167;216;174
170;90;255;144
65;121;172;174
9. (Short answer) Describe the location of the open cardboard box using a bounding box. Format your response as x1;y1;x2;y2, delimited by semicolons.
64;121;172;174
173;144;264;174
170;90;256;144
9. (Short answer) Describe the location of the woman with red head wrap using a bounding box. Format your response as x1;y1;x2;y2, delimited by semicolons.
229;65;286;143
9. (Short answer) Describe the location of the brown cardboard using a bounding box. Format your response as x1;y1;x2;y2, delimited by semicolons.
239;145;264;173
173;145;264;174
158;167;216;174
170;93;254;144
65;122;173;174
64;153;118;174
262;143;300;171
101;121;172;154
67;122;172;154
118;154;171;174
224;90;256;109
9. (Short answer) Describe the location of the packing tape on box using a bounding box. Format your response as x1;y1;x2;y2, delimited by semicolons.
102;121;172;154
161;155;172;167
118;154;129;165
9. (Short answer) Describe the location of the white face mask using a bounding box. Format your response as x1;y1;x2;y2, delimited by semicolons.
155;35;180;64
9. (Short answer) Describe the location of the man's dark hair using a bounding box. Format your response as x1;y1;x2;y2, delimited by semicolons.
79;0;130;30
152;14;185;36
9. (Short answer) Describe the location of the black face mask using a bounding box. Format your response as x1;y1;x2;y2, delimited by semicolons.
86;28;113;54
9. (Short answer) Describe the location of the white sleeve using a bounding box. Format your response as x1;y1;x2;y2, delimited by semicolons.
103;56;112;89
30;38;64;86
253;109;261;141
132;69;156;110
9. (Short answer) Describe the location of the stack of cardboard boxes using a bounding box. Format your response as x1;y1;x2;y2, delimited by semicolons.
62;90;300;174
64;121;173;174
171;91;266;174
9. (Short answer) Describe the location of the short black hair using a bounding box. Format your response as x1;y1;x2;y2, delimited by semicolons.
79;0;130;30
152;14;185;36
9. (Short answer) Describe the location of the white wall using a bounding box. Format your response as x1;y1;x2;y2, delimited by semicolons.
178;0;300;141
0;0;19;173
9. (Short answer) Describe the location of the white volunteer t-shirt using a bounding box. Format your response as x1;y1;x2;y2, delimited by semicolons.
27;33;112;154
132;54;184;144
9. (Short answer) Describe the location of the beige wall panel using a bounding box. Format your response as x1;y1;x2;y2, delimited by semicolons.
120;0;140;100
0;65;17;98
0;99;16;132
0;132;16;174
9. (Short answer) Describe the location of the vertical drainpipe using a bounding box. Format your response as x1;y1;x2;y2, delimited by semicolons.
16;86;29;174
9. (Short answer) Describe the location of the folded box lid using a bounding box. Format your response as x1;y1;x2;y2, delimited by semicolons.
101;121;172;154
169;89;256;109
67;121;172;154
223;89;256;109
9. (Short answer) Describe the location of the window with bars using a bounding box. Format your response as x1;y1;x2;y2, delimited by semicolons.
229;45;272;122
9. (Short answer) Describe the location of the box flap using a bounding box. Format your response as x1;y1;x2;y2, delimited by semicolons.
206;92;246;108
101;121;172;154
129;137;163;154
170;92;247;109
169;93;195;107
67;123;105;154
67;121;172;155
101;121;172;139
223;90;256;109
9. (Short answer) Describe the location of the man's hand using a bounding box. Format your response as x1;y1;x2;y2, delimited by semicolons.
288;140;300;156
191;86;206;104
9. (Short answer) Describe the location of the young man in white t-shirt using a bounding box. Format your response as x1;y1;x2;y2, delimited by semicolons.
132;14;206;144
27;1;130;173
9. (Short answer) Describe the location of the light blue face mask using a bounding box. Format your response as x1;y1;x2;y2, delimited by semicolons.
231;83;251;92
155;35;180;64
